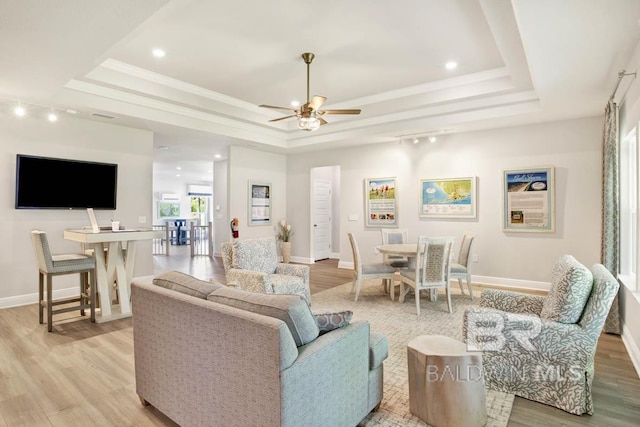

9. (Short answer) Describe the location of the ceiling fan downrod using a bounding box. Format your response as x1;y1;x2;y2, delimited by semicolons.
302;52;315;104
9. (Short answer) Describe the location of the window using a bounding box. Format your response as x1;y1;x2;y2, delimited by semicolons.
620;127;638;291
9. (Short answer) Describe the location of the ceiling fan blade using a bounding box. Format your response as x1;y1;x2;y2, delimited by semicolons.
318;117;328;125
308;96;327;110
259;104;298;112
269;114;299;122
319;109;361;115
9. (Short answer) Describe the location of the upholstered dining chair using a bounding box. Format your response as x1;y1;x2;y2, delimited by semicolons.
348;233;397;302
450;231;476;299
399;236;455;315
380;228;409;268
30;230;96;332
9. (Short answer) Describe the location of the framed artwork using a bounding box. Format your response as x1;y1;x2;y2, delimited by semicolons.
158;202;180;219
365;177;398;227
502;166;555;232
248;181;272;226
419;177;477;219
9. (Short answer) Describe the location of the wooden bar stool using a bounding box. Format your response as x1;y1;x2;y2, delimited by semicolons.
30;230;97;332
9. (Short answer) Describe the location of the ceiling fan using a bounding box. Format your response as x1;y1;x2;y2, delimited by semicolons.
259;52;361;131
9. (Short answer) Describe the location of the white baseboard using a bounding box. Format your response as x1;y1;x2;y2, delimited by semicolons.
338;261;354;270
471;275;551;292
0;287;79;310
622;323;640;379
290;256;314;264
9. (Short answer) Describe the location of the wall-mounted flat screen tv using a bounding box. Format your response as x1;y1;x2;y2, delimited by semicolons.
15;154;118;209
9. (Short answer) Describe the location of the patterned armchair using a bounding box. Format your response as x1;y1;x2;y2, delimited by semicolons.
221;237;311;303
463;255;619;415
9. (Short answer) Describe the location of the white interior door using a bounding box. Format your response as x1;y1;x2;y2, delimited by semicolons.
313;179;332;261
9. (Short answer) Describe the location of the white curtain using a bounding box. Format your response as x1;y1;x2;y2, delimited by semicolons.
602;99;621;335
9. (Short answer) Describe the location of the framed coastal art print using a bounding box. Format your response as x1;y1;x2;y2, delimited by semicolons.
158;201;181;219
248;181;272;226
364;177;398;227
502;166;555;232
419;177;477;219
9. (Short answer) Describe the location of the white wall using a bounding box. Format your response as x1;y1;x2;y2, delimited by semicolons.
287;116;602;288
0;114;154;307
228;146;287;241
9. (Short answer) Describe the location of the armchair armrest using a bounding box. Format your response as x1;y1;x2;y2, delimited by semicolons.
276;263;310;282
226;269;272;293
480;289;545;315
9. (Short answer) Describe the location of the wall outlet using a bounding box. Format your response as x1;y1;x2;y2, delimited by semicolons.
472;254;479;263
138;216;147;224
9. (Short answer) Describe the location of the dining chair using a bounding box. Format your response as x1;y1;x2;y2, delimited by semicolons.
30;230;97;332
348;233;397;302
399;236;455;315
450;232;476;299
380;228;409;269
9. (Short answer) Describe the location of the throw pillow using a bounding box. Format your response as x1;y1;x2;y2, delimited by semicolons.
540;255;593;323
233;237;278;274
313;310;353;335
153;271;224;299
208;287;319;346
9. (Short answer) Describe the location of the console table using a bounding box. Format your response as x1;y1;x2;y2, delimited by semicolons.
63;228;163;322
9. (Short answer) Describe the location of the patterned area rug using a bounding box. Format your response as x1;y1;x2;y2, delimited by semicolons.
312;280;514;427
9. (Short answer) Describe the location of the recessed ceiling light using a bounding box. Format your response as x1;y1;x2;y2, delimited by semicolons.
176;174;181;177
152;48;166;58
291;100;300;107
208;169;213;173
176;166;182;170
214;154;221;159
48;112;58;122
412;137;419;144
14;106;26;117
428;136;437;143
445;61;458;70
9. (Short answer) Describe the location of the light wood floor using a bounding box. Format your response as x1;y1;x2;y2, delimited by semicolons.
1;247;638;426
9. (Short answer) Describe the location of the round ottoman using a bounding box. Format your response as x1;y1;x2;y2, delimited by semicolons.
407;335;486;427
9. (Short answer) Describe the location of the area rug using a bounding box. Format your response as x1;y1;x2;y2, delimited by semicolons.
311;280;514;427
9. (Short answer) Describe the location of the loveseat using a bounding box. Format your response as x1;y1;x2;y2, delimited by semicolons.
463;255;619;415
222;237;311;303
132;271;387;427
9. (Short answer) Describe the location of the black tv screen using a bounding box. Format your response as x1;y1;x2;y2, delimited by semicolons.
15;154;118;209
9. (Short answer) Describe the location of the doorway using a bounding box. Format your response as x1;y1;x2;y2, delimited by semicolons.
311;166;340;262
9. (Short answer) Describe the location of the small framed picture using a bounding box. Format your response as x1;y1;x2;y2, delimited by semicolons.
248;181;272;226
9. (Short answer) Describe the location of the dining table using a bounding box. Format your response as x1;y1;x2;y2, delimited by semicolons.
64;228;163;322
375;243;438;301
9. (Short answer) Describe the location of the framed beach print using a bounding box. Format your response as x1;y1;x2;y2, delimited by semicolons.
419;177;477;219
365;177;398;227
158;201;181;219
248;181;272;226
502;166;555;232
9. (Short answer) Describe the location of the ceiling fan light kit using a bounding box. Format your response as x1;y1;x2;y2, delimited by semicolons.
259;52;361;131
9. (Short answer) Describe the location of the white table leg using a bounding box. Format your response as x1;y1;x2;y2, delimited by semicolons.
109;241;130;315
124;241;137;302
92;243;112;318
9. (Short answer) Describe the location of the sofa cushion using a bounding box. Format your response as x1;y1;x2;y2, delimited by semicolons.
369;332;389;370
233;237;278;274
540;255;593;323
313;310;353;335
208;287;319;346
153;271;224;299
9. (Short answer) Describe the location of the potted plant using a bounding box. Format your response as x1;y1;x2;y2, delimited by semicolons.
276;219;293;263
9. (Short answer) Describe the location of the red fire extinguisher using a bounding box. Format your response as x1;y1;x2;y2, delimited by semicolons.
230;218;239;239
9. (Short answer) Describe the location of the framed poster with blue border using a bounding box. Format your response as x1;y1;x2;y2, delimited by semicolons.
502;166;555;232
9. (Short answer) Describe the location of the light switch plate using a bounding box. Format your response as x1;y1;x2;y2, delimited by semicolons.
138;216;147;224
348;214;358;221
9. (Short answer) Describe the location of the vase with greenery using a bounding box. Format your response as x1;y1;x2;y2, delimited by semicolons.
276;219;293;263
